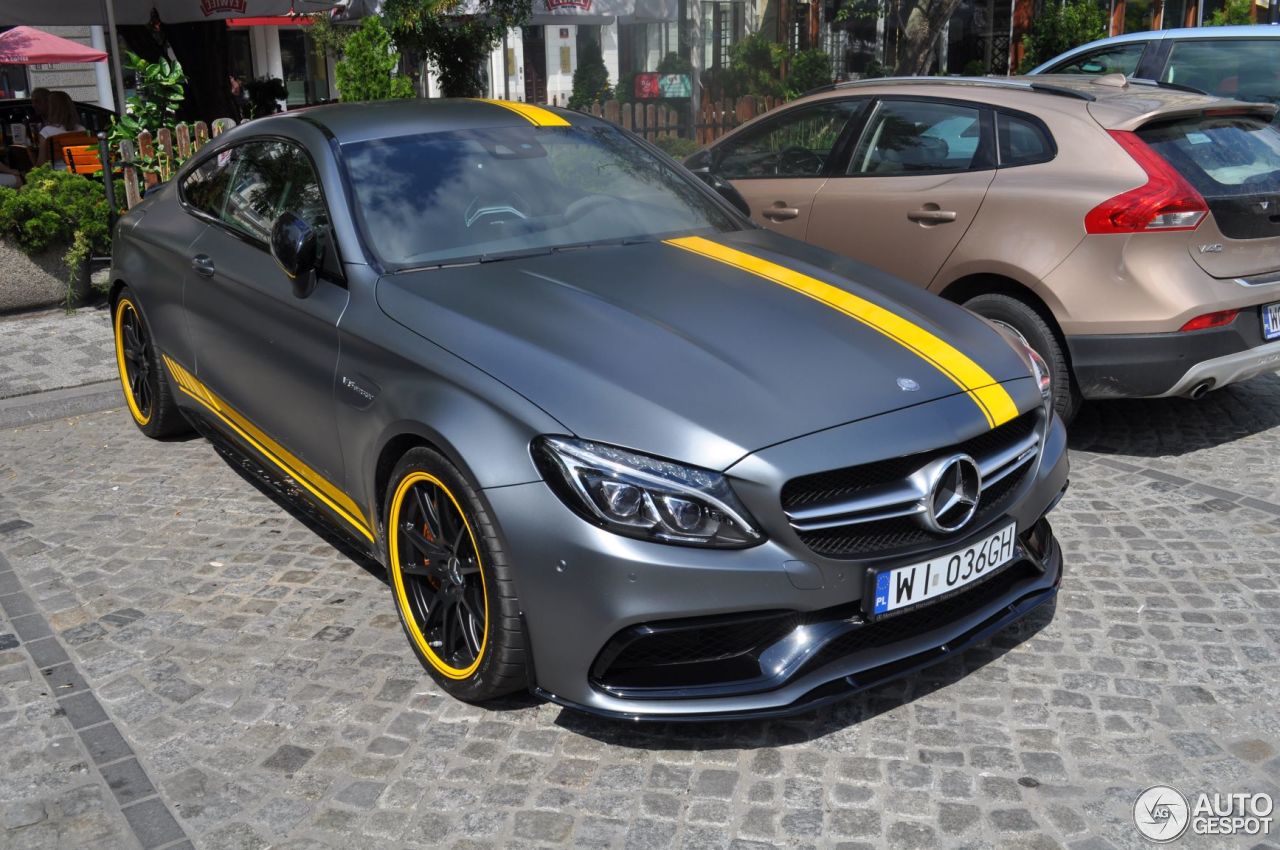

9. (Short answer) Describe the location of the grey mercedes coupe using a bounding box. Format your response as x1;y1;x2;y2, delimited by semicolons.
109;98;1068;719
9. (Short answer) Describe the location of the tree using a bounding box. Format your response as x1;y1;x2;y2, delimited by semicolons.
1017;0;1107;72
1208;0;1253;25
335;16;415;101
891;0;967;74
568;36;612;109
382;0;531;98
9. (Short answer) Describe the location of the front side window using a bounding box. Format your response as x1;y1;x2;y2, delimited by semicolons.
848;100;987;176
1047;43;1145;76
221;141;326;244
1162;39;1280;104
181;147;237;218
713;101;861;180
342;122;739;268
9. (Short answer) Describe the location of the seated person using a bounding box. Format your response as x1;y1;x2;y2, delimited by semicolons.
34;91;86;170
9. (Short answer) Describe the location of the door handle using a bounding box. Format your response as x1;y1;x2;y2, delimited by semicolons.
907;208;958;224
762;204;801;221
190;255;216;277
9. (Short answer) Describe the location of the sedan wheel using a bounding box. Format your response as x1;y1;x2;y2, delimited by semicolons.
112;289;188;438
385;448;526;700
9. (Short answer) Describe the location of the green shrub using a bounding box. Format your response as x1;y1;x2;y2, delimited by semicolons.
652;135;702;159
336;16;415;102
1209;0;1252;24
1017;0;1107;72
786;49;834;98
569;37;612;110
0;167;110;304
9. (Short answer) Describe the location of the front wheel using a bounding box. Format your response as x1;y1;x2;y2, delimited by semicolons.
384;448;527;702
965;292;1081;423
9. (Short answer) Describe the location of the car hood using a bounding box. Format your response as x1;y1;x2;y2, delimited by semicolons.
376;230;1034;470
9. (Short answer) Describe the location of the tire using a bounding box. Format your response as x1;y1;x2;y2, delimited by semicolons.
964;292;1081;424
383;447;527;702
112;288;189;438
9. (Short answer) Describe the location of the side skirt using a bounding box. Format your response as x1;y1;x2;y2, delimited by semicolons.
184;410;382;564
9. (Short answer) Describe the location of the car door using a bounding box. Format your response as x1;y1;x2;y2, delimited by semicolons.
805;97;997;287
180;138;349;485
710;99;864;239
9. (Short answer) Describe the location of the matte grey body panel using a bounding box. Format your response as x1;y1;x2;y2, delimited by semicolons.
378;230;1032;470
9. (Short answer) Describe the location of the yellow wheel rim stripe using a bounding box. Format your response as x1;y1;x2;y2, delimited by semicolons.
664;236;1020;429
474;98;571;127
113;298;152;426
160;354;375;542
389;471;489;680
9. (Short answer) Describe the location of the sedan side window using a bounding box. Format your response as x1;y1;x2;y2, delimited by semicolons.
848;100;987;176
714;101;860;180
1163;40;1280;105
221;141;329;244
1048;43;1144;75
181;147;237;219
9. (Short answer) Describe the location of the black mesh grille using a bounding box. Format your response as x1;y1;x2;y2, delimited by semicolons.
782;412;1038;559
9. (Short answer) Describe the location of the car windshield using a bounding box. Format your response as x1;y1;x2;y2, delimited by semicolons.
342;122;739;268
1138;114;1280;199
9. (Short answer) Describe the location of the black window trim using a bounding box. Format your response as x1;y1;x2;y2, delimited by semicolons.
831;95;998;179
177;133;346;285
994;107;1058;169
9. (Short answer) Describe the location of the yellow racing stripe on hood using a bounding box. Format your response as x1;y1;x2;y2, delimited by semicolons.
476;99;570;127
665;236;1019;428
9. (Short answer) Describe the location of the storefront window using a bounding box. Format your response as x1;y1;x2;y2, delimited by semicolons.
279;28;331;107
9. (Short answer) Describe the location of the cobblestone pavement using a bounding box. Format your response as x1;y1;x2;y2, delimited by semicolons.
1;378;1279;850
0;307;115;400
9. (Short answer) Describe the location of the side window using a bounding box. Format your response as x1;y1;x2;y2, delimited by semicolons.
714;101;860;180
848;100;987;176
181;147;237;218
1163;40;1280;104
1048;43;1144;75
997;112;1054;167
221;141;328;244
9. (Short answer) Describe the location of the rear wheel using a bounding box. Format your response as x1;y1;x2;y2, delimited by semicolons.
384;448;527;701
112;289;188;438
965;292;1081;423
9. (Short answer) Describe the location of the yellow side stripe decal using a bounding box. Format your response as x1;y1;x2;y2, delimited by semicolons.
664;236;1019;429
475;98;571;127
161;355;375;542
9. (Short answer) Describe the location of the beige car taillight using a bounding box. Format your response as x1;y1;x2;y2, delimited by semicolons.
1084;130;1208;234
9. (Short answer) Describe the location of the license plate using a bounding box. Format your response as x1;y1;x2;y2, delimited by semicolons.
1264;303;1280;341
867;522;1018;619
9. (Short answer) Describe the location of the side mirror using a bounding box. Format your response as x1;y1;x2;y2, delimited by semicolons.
692;169;752;219
271;211;319;299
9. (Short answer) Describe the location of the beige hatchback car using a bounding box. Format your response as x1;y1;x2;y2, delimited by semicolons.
687;75;1280;419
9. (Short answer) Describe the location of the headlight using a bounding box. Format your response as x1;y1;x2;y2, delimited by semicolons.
986;320;1052;403
533;436;764;548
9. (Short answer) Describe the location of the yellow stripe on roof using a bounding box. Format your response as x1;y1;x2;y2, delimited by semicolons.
664;236;1020;429
476;99;570;127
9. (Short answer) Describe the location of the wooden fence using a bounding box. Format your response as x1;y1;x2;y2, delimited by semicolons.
116;117;236;209
579;95;786;145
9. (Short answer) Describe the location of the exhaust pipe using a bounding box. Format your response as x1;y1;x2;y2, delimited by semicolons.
1188;380;1213;400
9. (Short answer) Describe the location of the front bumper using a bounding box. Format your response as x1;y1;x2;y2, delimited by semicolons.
1068;311;1280;399
484;395;1069;719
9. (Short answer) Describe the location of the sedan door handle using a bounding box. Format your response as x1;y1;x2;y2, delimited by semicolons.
907;208;958;224
190;255;216;277
762;205;801;221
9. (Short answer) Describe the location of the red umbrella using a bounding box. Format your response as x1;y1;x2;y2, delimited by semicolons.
0;26;108;64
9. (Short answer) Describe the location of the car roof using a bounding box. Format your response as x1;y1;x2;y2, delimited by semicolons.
1028;24;1280;73
248;98;586;145
790;74;1275;129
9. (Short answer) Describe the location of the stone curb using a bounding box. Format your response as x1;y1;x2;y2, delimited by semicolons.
0;382;121;431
